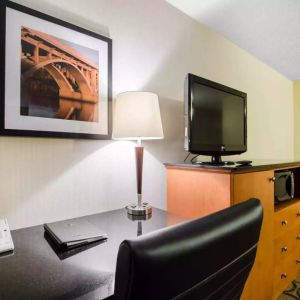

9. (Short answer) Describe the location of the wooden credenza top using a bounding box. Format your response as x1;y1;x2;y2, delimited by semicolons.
164;160;300;174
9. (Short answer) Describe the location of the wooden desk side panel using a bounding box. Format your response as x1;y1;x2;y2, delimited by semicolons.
166;168;231;219
233;171;274;300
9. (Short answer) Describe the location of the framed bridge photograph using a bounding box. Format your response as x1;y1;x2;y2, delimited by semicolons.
0;1;112;139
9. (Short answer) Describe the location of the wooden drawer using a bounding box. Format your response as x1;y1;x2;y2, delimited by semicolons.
273;249;300;297
274;227;300;263
273;248;300;295
274;202;300;238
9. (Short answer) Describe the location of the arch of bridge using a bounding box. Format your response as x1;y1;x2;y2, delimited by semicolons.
22;58;94;98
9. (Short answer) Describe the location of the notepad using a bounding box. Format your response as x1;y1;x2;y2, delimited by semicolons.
44;218;108;249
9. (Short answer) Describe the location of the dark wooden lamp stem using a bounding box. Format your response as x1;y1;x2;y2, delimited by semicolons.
126;140;152;216
135;145;144;207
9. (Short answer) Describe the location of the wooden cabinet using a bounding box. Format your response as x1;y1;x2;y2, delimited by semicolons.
273;199;300;298
166;167;231;219
165;162;300;300
232;171;274;300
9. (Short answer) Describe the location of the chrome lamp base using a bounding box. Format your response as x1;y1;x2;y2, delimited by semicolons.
126;202;152;216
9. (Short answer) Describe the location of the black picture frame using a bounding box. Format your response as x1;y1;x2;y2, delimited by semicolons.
0;0;112;139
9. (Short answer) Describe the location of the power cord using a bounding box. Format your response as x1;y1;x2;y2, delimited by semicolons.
184;152;191;163
191;155;199;163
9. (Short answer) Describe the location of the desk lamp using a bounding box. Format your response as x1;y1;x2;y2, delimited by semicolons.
113;92;164;216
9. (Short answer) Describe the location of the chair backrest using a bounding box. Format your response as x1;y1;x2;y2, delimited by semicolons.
114;198;263;300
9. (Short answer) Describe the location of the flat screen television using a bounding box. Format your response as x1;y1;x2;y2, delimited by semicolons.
184;74;247;165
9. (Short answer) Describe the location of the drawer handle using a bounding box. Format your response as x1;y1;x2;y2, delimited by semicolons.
297;236;300;241
281;273;288;279
281;246;288;252
270;176;276;182
297;212;300;217
296;259;300;264
281;220;288;226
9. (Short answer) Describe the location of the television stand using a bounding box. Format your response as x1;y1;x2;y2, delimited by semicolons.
195;155;234;166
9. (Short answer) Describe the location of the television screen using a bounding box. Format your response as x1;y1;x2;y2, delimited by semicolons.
191;83;245;146
185;74;247;160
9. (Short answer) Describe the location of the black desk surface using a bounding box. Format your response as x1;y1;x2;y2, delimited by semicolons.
0;208;186;300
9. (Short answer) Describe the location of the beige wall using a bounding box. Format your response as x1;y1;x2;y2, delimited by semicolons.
294;81;300;159
3;0;294;229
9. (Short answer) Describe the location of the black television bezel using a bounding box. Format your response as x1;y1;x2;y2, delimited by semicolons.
185;73;247;156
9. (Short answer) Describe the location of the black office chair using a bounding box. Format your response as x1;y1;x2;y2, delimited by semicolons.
113;198;263;300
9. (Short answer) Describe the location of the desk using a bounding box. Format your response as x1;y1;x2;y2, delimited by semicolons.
0;208;186;300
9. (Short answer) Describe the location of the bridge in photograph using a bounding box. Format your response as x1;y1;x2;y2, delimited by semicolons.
21;27;99;122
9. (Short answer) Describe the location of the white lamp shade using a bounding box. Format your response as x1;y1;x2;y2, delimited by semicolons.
112;92;164;140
